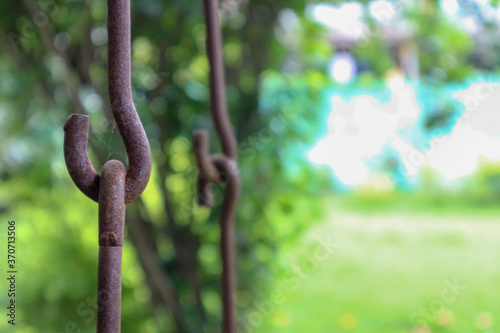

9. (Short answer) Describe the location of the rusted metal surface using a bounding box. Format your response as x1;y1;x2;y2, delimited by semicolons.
64;0;151;204
193;141;240;332
97;160;126;333
107;0;151;204
63;114;100;202
202;0;238;161
213;154;239;333
195;0;241;332
63;0;151;331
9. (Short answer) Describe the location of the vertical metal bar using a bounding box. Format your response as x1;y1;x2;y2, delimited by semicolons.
199;1;240;332
217;158;239;333
64;0;151;332
107;0;152;204
220;221;237;333
97;160;126;333
202;0;238;161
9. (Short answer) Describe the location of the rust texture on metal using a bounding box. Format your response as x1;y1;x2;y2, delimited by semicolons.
97;160;126;333
107;0;151;204
194;0;241;332
63;0;151;331
64;0;151;204
63;114;100;202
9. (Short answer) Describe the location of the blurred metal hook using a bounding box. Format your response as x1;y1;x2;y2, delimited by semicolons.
193;0;240;332
63;0;151;332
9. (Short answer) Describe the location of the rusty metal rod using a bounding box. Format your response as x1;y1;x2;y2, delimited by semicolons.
196;1;241;332
97;160;126;333
193;138;240;333
107;0;151;204
63;0;151;331
202;0;238;161
214;155;239;333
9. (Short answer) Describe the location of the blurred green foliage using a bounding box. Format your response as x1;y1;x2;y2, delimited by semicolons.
2;0;500;332
0;0;330;332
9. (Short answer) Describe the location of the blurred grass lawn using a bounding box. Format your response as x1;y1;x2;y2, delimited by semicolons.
260;200;500;333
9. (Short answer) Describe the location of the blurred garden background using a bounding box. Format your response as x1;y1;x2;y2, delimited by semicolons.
2;0;500;332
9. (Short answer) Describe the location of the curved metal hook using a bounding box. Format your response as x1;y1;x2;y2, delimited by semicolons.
63;0;151;204
193;131;239;333
64;114;101;202
194;133;239;207
193;1;240;332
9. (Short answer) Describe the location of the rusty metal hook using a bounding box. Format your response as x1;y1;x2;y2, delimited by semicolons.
194;132;239;333
194;0;240;332
63;0;151;332
64;0;151;205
